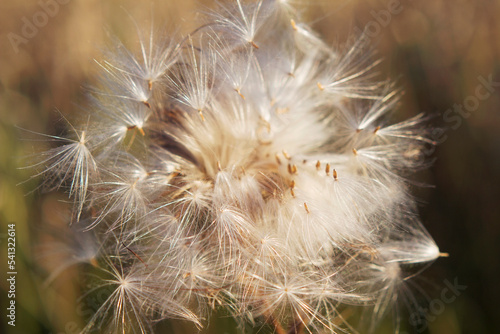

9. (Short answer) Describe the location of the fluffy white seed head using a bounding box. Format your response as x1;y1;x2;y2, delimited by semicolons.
34;1;444;333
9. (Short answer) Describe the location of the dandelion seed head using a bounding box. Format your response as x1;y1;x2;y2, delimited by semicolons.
33;1;445;332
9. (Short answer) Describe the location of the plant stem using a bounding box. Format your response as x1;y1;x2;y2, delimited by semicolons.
287;317;305;334
264;313;286;334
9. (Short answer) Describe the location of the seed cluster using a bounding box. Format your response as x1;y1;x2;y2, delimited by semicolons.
35;1;443;333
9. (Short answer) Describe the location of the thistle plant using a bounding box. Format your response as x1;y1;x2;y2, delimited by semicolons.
34;0;445;333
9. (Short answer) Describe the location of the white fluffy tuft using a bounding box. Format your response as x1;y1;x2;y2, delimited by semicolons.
33;1;443;333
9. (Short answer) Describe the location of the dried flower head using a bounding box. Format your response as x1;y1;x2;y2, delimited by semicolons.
34;0;445;333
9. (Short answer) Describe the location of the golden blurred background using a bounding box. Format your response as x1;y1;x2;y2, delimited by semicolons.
1;0;499;333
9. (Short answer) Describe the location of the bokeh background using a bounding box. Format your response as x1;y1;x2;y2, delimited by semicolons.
1;0;499;333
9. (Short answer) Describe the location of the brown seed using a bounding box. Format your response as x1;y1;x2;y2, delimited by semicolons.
198;110;205;121
304;202;310;214
235;88;245;100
